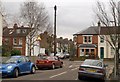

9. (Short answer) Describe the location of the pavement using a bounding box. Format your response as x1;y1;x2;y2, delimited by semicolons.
108;63;120;80
103;60;114;80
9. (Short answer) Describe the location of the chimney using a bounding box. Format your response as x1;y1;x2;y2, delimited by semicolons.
98;21;101;27
21;25;24;28
98;21;101;34
13;23;18;28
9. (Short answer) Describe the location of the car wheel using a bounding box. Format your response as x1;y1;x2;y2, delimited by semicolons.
78;75;83;80
52;64;55;69
13;68;19;78
60;63;63;68
31;66;36;74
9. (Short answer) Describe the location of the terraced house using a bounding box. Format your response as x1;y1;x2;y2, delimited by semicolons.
74;22;120;59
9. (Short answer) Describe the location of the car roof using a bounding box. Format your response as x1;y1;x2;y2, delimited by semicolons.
85;59;102;62
11;56;25;58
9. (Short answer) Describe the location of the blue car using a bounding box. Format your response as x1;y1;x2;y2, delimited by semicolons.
0;56;36;78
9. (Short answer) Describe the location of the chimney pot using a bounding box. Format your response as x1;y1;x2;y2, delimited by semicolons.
98;21;101;27
13;23;18;28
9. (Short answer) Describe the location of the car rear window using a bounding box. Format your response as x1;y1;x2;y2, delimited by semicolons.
82;60;102;67
39;56;54;60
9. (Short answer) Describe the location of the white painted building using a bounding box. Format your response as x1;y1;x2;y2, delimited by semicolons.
25;35;45;56
98;35;114;59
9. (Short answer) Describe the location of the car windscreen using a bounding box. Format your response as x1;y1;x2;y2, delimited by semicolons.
5;57;19;63
82;60;103;67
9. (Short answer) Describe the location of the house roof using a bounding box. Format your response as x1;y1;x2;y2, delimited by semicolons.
3;26;32;37
74;26;120;35
74;26;99;35
100;26;120;35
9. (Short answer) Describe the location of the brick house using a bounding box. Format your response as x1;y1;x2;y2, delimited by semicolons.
2;24;32;55
74;26;99;58
74;22;120;59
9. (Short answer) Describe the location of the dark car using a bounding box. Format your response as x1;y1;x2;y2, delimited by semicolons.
0;56;36;78
36;56;63;69
78;59;107;81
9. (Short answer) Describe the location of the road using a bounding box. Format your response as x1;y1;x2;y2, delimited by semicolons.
2;59;113;81
2;59;82;80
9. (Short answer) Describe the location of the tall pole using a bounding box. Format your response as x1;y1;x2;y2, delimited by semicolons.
54;5;57;56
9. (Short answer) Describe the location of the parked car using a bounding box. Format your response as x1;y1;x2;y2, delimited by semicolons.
63;52;70;58
78;59;107;81
38;53;47;57
36;56;63;69
0;56;36;78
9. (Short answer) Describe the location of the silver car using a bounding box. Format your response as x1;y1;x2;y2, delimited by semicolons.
78;59;107;81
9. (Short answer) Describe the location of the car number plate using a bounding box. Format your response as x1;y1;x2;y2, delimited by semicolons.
87;69;96;73
39;62;44;64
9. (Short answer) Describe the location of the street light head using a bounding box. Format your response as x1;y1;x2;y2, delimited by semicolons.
36;36;41;41
54;5;57;10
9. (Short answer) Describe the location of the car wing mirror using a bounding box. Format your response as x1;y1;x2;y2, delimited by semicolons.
104;64;108;67
17;60;22;63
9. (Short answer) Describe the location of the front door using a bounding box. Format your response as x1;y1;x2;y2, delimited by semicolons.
100;47;104;59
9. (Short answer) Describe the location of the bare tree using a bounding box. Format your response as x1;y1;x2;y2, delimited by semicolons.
94;0;120;79
20;1;52;56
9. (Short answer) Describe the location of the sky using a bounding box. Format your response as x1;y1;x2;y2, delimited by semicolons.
1;0;110;39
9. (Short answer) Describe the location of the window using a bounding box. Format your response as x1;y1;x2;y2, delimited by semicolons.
19;38;22;45
84;36;87;42
83;36;92;43
88;36;92;43
100;36;104;43
24;57;30;62
22;29;27;33
111;47;114;55
19;57;26;63
13;38;17;45
80;49;84;56
16;29;21;34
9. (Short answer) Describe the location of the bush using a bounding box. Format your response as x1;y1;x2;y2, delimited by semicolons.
11;49;21;56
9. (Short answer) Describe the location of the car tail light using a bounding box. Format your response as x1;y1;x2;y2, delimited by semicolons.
36;60;39;64
79;67;85;71
46;61;49;63
97;69;104;73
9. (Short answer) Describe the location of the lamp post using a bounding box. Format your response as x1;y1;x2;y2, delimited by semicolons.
54;5;57;56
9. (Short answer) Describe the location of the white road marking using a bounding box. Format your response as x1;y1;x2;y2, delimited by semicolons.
75;78;78;80
69;65;73;68
71;67;79;71
49;71;67;78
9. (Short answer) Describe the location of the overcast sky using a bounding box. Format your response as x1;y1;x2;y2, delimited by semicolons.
1;0;110;39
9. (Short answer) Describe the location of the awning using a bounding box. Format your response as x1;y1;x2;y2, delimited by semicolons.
79;44;97;48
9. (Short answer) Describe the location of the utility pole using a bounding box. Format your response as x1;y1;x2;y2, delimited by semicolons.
54;5;57;56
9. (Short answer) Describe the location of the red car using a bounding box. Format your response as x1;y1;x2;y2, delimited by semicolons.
36;56;63;69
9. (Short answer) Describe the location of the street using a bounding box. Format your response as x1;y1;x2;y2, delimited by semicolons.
1;59;113;81
2;59;82;80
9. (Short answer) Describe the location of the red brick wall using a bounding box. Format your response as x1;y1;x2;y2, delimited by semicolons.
76;35;98;57
92;35;98;44
77;35;83;44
